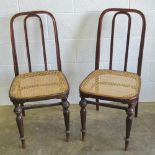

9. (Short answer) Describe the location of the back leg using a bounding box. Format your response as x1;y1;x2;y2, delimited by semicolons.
96;99;99;111
135;98;139;117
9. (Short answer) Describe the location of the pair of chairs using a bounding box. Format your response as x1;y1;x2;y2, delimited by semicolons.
9;8;146;151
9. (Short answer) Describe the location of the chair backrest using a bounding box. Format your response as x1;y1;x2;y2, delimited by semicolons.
95;8;146;76
10;11;61;76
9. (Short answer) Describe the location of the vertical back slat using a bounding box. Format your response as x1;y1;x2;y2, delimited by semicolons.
124;13;131;72
24;14;48;71
109;13;117;70
110;12;131;71
24;15;32;72
39;16;48;71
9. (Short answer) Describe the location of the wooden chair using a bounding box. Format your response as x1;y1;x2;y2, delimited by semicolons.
9;11;70;149
79;8;146;151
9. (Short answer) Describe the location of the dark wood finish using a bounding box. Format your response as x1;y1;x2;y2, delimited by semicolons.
62;99;70;142
125;104;134;151
20;103;25;117
14;104;25;148
10;11;70;148
96;99;99;111
110;12;131;71
79;8;146;151
24;14;47;71
85;99;127;110
23;102;62;110
79;98;87;141
135;98;139;117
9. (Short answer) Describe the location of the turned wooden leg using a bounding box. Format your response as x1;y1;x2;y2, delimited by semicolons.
125;104;134;151
62;99;70;142
135;98;139;118
79;98;87;141
20;103;25;117
96;99;99;111
14;104;25;149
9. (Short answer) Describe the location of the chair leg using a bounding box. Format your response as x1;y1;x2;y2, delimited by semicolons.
135;98;139;118
20;103;25;117
14;104;25;149
125;104;134;151
79;98;87;141
96;99;99;111
62;99;70;142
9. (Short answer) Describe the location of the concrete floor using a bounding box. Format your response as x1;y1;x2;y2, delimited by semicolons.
0;103;154;155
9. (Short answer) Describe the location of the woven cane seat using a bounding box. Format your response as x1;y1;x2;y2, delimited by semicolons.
9;70;69;101
80;69;141;100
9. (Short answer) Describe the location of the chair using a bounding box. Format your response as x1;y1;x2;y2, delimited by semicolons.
79;8;146;151
9;11;70;149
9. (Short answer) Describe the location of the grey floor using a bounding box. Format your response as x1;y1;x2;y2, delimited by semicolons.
0;103;155;155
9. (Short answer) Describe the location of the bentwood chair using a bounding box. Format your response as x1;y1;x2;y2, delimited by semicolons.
79;8;146;151
9;11;70;149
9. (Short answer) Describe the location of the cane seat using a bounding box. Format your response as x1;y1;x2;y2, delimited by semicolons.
10;70;69;101
80;69;140;100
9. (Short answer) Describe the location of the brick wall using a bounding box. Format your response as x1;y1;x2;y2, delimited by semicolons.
0;0;155;104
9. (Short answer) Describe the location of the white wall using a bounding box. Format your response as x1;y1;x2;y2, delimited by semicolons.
0;0;155;105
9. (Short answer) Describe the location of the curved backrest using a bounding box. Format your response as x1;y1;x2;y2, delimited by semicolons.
10;11;61;76
95;8;146;76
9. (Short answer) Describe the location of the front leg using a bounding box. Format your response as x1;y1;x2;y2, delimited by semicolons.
62;99;70;142
135;98;139;118
14;104;25;149
79;98;87;141
125;104;134;151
